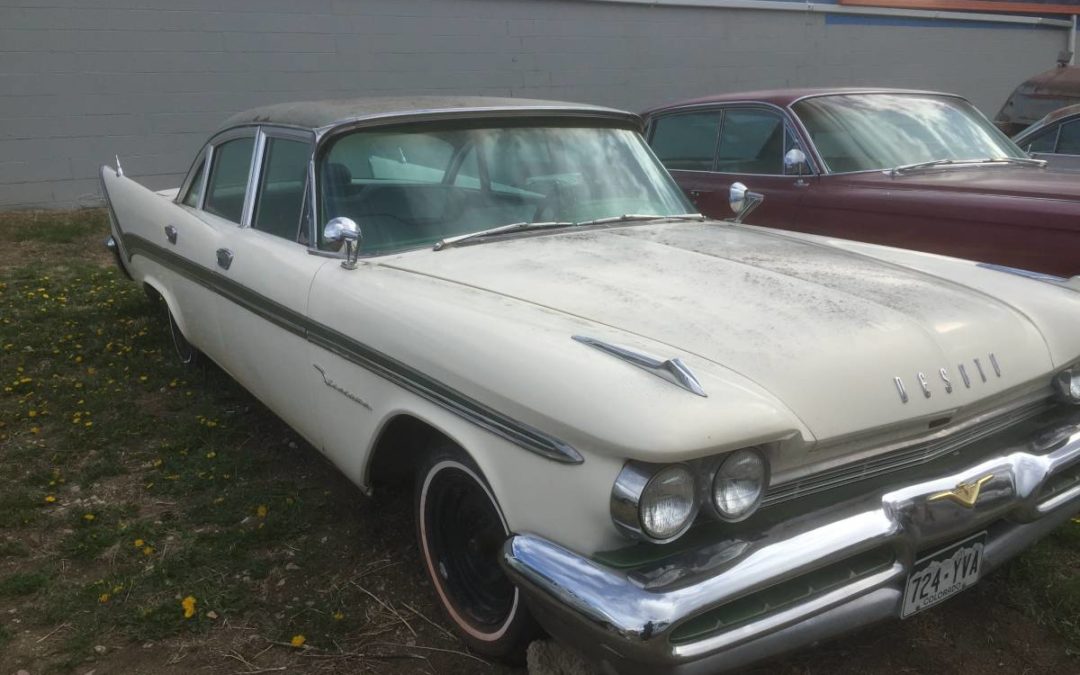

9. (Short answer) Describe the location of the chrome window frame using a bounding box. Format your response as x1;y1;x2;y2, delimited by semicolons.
176;147;211;210
645;101;822;178
201;125;260;226
245;125;316;243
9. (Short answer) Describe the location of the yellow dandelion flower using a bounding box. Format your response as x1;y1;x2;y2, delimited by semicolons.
83;513;95;522
44;495;56;503
333;611;344;621
27;410;36;418
30;426;40;434
142;546;154;556
152;459;163;467
290;634;306;648
133;538;145;548
138;375;147;382
99;593;110;603
256;505;268;518
205;451;216;459
181;595;197;619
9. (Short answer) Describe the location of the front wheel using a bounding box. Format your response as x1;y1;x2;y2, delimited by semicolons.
415;448;538;660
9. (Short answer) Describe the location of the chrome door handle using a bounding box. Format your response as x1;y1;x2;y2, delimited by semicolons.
164;224;178;244
216;248;234;270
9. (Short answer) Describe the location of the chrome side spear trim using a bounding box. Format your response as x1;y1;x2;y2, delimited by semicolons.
572;335;707;398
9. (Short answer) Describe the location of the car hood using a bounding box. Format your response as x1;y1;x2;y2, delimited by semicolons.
849;165;1080;201
381;222;1056;442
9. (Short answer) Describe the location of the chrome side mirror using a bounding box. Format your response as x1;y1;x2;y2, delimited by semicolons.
784;148;808;177
323;217;362;270
729;182;764;224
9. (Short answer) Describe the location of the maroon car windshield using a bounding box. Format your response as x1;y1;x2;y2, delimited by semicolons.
792;94;1026;173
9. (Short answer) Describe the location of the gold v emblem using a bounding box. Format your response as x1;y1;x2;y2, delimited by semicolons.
929;474;994;508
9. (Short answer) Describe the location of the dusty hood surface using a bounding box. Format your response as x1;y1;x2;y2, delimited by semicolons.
382;222;1055;441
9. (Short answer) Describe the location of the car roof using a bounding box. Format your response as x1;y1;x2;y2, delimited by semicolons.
642;87;959;116
217;96;641;134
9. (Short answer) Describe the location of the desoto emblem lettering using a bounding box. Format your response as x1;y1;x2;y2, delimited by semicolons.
894;353;1001;403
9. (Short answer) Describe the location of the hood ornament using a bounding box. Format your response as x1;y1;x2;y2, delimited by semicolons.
573;335;706;397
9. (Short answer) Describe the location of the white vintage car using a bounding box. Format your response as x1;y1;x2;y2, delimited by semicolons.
100;97;1080;674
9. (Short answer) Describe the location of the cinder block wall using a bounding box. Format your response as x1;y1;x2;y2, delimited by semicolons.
0;0;1067;208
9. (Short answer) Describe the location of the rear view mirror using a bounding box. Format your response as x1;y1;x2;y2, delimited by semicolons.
729;182;764;224
323;217;362;270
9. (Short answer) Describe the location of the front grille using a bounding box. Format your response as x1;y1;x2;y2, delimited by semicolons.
668;546;894;645
764;398;1056;507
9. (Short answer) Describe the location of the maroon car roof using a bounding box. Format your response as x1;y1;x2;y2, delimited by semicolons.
642;87;957;117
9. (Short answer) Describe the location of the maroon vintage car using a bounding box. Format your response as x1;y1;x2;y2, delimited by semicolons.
642;89;1080;277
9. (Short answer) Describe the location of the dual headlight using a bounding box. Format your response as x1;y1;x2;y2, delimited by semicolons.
1053;365;1080;404
611;448;769;543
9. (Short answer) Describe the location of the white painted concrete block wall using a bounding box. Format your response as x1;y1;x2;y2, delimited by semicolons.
0;0;1067;208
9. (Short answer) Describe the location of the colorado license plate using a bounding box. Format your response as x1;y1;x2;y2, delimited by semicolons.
901;531;986;619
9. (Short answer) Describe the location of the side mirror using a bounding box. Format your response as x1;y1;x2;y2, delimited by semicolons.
729;182;764;224
784;148;808;177
323;217;362;270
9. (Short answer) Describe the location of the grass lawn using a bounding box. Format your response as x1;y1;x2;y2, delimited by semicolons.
0;208;1076;674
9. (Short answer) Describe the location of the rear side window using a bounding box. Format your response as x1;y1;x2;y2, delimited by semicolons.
1024;130;1057;154
715;109;785;175
1057;120;1080;155
650;112;722;171
204;137;255;223
181;157;205;207
252;137;312;240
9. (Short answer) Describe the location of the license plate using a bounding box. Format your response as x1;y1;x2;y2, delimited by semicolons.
901;531;986;619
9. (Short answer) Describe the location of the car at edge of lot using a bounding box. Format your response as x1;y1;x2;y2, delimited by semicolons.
1013;102;1080;171
99;96;1080;675
642;88;1080;277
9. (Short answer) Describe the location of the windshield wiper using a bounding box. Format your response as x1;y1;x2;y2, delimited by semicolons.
888;159;955;176
574;213;705;227
970;156;1047;168
434;221;574;250
433;213;706;251
889;156;1047;176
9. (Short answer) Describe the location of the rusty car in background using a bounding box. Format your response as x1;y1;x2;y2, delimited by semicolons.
643;88;1080;277
995;59;1080;136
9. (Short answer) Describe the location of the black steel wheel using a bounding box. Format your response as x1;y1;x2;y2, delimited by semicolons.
415;448;538;660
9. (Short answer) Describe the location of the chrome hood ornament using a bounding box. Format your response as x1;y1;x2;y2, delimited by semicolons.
572;335;706;397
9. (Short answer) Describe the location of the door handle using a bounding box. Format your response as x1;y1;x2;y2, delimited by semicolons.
164;224;178;244
216;248;234;270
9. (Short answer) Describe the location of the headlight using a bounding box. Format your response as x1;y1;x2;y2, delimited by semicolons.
1053;366;1080;404
711;448;768;521
611;462;698;543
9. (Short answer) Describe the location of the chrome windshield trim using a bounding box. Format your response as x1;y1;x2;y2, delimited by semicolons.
573;335;707;397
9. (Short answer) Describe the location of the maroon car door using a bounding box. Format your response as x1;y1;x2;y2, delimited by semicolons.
648;106;810;227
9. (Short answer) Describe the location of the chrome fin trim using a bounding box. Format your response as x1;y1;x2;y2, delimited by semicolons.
572;335;707;398
119;232;582;465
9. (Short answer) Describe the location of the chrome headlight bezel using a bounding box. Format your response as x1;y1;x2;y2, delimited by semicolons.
1053;365;1080;405
706;447;770;522
611;462;700;544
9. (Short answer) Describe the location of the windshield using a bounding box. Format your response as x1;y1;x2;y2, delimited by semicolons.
317;123;692;254
792;94;1026;173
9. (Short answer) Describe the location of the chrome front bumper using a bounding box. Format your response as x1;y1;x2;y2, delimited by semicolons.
502;410;1080;675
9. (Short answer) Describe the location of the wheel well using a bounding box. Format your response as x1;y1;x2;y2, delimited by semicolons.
366;414;462;489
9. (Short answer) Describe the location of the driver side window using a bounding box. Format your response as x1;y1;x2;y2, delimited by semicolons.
715;109;786;175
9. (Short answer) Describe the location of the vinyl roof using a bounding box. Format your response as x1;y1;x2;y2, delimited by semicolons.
217;96;641;133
